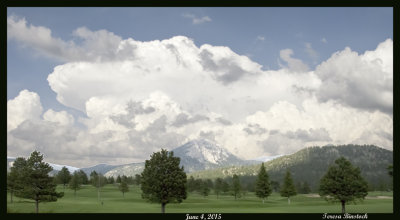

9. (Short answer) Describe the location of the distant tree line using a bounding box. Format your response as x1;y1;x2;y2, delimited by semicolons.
7;149;387;214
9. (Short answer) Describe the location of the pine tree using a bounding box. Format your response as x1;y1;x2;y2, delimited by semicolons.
90;171;106;201
12;151;63;213
119;180;129;198
56;166;71;190
108;176;115;184
141;149;187;213
187;176;196;192
255;163;272;203
76;170;89;184
200;180;210;198
69;171;81;197
116;175;122;183
8;157;28;204
134;174;141;185
280;170;297;204
231;174;241;200
319;157;368;214
214;178;224;199
302;181;311;194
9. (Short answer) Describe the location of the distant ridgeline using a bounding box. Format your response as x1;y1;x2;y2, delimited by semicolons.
188;144;393;191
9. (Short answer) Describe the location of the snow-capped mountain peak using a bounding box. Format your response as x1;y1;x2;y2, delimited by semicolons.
174;139;232;164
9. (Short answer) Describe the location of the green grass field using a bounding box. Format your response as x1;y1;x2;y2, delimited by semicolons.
7;184;393;213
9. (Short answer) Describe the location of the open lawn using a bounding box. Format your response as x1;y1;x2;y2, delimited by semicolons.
7;184;393;213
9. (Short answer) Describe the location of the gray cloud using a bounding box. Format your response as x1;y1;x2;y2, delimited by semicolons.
171;113;209;127
260;128;331;155
199;131;216;142
216;117;232;126
286;128;332;142
243;123;267;135
199;49;250;85
110;101;155;128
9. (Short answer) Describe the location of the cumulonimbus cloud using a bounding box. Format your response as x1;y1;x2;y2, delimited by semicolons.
7;16;393;166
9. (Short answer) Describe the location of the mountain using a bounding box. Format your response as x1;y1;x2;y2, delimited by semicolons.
7;156;79;175
252;155;284;162
103;139;257;177
172;139;252;173
189;144;393;191
79;164;121;176
104;163;144;178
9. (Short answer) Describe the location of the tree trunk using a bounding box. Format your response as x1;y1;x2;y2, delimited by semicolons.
161;203;166;214
74;189;76;198
263;198;265;204
341;201;346;214
10;190;13;203
288;197;291;205
35;200;39;214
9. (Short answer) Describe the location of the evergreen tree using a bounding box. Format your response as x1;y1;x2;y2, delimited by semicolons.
319;157;368;214
8;157;28;204
108;176;115;184
187;176;196;192
76;170;89;184
214;178;224;199
222;180;230;194
119;180;129;198
255;163;272;203
280;170;297;204
12;151;63;213
134;174;141;185
200;180;210;198
90;171;106;201
69;171;81;197
116;175;122;183
387;164;393;177
231;174;241;200
56;166;71;190
302;181;311;194
141;149;187;213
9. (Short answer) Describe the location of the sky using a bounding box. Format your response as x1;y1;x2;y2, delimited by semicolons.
7;7;393;168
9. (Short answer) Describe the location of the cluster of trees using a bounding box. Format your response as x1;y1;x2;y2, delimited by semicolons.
7;148;382;214
7;151;64;213
53;167;142;199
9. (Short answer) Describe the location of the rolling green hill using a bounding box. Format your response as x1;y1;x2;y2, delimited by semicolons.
189;144;393;191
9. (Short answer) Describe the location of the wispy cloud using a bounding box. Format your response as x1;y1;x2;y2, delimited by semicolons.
304;42;319;62
256;35;265;41
182;13;212;25
321;37;328;43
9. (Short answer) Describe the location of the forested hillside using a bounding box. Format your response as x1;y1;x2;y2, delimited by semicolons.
189;145;392;191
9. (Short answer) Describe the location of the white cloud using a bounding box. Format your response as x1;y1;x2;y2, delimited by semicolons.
7;90;43;131
257;36;265;41
7;17;393;166
7;16;127;62
182;13;212;24
43;109;75;126
321;37;328;43
315;39;393;113
279;49;309;72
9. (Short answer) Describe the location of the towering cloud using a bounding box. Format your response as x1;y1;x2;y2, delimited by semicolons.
7;16;393;167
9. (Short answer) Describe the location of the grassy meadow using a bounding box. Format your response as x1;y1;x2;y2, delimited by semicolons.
7;184;393;213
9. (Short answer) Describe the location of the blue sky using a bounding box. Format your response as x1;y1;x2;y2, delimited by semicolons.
7;7;393;166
